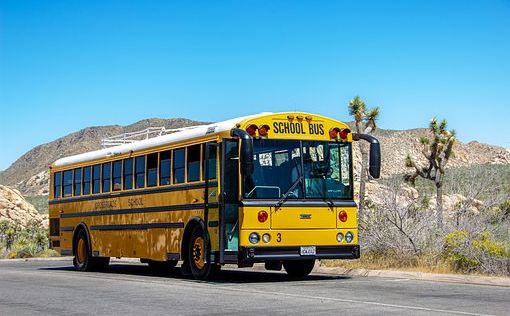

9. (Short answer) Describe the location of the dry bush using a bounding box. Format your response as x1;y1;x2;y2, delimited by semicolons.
359;167;510;276
361;177;438;261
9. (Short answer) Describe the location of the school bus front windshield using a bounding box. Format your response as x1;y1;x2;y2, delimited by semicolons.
243;139;353;200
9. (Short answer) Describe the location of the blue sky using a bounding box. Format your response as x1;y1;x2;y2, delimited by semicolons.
1;0;509;171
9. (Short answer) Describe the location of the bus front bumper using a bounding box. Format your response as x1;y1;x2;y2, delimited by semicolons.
240;245;360;263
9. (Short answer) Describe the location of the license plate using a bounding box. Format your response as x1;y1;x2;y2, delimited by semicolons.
300;246;316;256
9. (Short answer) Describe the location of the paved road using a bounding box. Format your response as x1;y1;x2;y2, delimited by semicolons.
0;259;508;315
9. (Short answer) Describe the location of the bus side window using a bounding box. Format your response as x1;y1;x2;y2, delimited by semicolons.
113;160;122;191
147;153;158;187
102;162;111;193
123;158;133;190
63;170;73;197
160;150;171;185
135;156;146;188
53;172;62;198
92;164;101;194
203;142;217;180
83;166;91;195
173;149;185;184
74;168;82;196
187;145;200;182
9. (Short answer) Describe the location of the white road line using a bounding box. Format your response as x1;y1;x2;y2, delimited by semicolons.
209;285;495;316
5;267;497;316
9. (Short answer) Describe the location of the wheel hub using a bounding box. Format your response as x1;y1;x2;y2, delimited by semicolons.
192;237;205;269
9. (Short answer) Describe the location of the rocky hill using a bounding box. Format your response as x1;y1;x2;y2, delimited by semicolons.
367;128;510;178
0;185;46;227
0;118;207;195
0;118;509;196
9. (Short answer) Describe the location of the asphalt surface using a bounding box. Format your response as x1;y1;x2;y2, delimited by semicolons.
0;259;509;315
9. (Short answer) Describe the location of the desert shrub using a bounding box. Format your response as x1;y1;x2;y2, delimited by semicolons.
0;219;53;259
443;230;510;275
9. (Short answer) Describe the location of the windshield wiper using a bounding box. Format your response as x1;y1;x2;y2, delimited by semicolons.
275;175;302;209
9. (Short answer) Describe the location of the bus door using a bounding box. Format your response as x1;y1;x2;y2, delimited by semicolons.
219;139;240;263
204;142;219;264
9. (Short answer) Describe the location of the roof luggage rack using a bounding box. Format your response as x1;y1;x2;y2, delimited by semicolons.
100;125;205;148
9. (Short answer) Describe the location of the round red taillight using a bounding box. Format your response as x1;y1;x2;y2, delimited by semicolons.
258;210;268;223
329;127;340;139
258;124;270;137
338;210;348;222
246;124;258;136
339;128;350;140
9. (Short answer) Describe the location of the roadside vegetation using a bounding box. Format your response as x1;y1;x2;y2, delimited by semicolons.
323;167;510;276
0;219;58;259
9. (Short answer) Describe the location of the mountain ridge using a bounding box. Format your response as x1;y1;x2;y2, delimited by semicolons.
0;117;509;196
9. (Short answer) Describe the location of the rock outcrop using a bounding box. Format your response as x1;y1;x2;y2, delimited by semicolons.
0;185;45;227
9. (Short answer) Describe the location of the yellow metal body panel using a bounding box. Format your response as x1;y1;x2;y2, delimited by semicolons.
239;206;358;246
239;229;358;247
270;206;337;229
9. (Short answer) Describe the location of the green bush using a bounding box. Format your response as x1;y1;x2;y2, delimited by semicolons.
0;219;54;259
443;230;510;275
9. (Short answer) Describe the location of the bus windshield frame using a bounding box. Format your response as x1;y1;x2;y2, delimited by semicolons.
243;139;353;201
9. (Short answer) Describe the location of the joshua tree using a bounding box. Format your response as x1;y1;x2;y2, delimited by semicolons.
405;117;456;231
348;96;380;220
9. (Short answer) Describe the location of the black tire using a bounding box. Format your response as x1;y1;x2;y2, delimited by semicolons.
73;229;109;272
283;260;315;278
186;225;218;280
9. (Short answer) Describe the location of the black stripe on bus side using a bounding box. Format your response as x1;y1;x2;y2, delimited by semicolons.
60;226;74;232
59;202;219;219
90;222;184;231
49;181;218;205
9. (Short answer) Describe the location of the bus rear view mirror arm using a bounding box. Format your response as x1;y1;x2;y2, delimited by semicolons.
352;133;381;179
230;128;254;176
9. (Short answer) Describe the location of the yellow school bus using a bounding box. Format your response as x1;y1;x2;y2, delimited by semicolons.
48;112;380;279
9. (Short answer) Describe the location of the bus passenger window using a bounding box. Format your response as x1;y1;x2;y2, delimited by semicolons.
203;143;217;180
160;150;171;185
173;149;185;184
92;164;101;194
74;168;82;196
135;156;145;188
147;153;158;187
123;158;133;190
113;161;122;191
187;145;200;182
53;172;62;198
83;166;91;195
63;170;73;197
102;162;111;193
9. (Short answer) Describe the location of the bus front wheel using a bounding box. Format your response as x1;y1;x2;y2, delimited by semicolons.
283;260;315;278
186;225;217;280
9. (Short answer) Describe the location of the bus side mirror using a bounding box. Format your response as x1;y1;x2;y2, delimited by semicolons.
369;142;381;179
230;128;254;176
353;133;381;179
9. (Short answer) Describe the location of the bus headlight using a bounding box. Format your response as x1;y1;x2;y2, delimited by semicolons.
345;232;354;243
262;233;271;243
336;233;344;242
249;232;260;244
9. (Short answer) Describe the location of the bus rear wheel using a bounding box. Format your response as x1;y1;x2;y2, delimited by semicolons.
73;229;110;272
186;225;217;280
283;260;315;278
